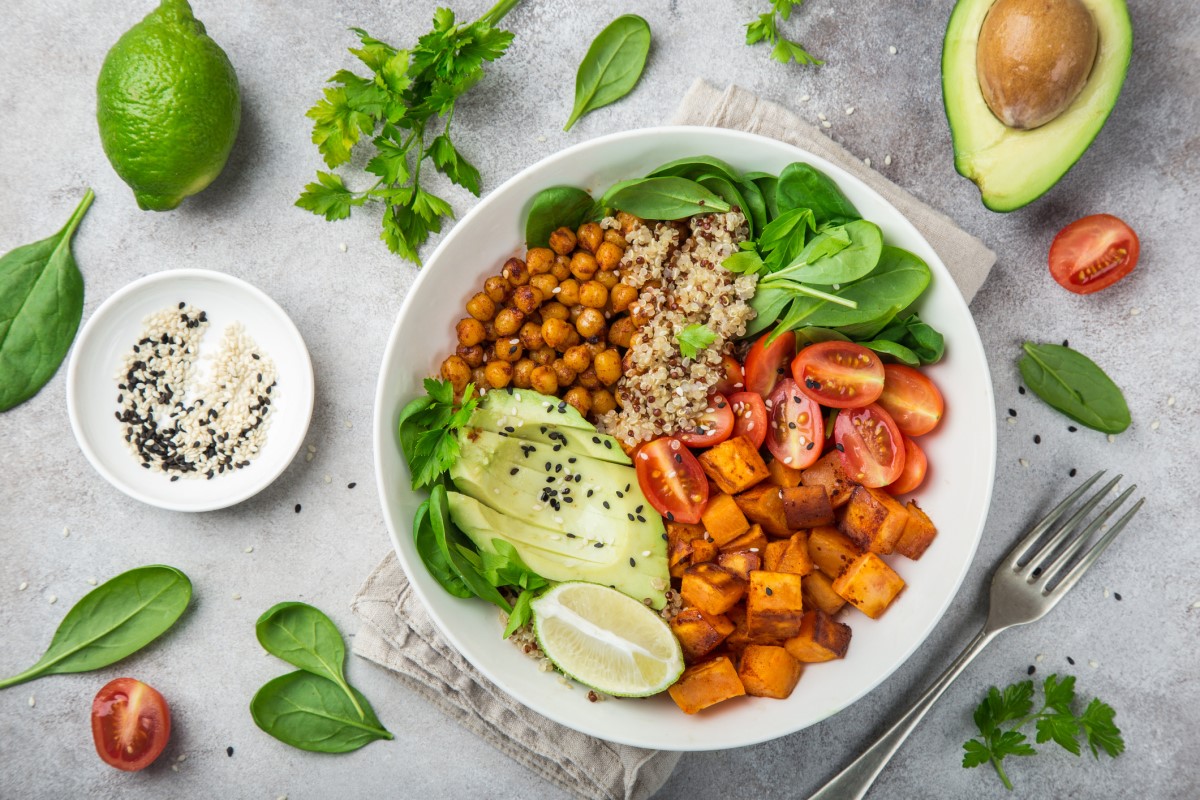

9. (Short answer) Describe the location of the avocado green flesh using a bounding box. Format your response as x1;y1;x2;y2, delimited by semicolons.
476;388;594;431
468;406;630;465
942;0;1132;211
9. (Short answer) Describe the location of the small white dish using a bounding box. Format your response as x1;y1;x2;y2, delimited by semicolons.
67;269;314;512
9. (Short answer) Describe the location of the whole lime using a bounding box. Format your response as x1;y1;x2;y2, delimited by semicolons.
97;0;240;211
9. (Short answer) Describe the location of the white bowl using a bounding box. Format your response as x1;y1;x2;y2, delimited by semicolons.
67;269;314;512
373;127;996;750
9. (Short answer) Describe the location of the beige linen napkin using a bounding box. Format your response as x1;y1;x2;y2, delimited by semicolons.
350;81;998;800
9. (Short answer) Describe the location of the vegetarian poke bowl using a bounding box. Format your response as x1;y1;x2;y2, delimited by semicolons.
374;127;995;750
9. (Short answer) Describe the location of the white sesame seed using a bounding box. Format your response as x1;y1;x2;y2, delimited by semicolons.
493;488;500;495
536;135;546;143
1088;659;1099;669
1191;600;1200;610
1103;586;1110;598
1019;458;1029;468
171;765;179;773
800;94;810;102
244;546;254;554
29;695;35;707
1006;417;1016;425
1130;307;1142;316
62;527;69;538
307;444;316;452
232;592;241;600
863;157;871;167
554;516;564;524
305;453;314;462
1107;434;1116;443
344;420;353;429
532;504;543;511
889;45;897;54
884;155;893;166
177;754;188;762
638;451;648;460
1036;654;1044;662
18;581;28;591
338;242;347;252
86;577;97;586
1168;395;1176;406
1151;419;1161;430
817;112;827;121
783;456;793;464
822;120;832;129
845;107;855;115
749;547;759;553
642;550;651;557
48;595;57;604
552;286;561;293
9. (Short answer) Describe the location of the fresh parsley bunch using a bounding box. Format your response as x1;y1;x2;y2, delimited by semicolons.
745;1;823;66
297;1;521;264
963;674;1124;790
397;378;480;489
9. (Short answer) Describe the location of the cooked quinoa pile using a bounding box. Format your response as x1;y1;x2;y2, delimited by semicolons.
595;211;757;446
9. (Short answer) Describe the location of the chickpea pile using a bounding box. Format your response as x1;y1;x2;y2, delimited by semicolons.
440;216;644;420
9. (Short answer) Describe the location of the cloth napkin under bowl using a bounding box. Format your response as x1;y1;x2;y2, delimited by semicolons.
350;79;997;800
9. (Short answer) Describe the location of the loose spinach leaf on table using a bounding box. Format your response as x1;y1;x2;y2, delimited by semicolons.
525;186;595;248
0;565;191;690
251;671;393;754
256;602;364;719
1018;343;1130;434
564;14;651;131
775;162;859;225
0;189;94;412
605;177;731;220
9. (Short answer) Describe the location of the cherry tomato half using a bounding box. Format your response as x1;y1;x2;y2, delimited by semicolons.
744;330;795;398
729;391;768;448
678;393;734;448
635;437;709;524
91;678;171;772
1049;214;1139;295
833;403;905;488
792;341;885;409
876;364;945;437
765;379;824;470
712;354;746;396
886;437;927;495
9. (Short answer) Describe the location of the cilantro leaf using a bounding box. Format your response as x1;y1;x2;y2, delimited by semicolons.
295;172;362;221
676;324;718;359
1080;698;1124;758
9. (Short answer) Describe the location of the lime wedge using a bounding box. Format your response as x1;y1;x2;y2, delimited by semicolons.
531;582;684;697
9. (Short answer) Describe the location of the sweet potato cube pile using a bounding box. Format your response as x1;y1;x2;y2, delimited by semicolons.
665;447;937;714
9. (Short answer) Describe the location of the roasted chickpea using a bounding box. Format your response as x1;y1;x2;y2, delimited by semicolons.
483;276;510;303
628;300;653;327
510;285;543;315
541;317;572;349
518;321;545;350
551;254;572;280
607;318;633;348
540;300;570;321
552;358;577;387
526;247;555;275
530;365;559;395
575;221;604;254
529;273;558;297
513;358;536;389
564;345;593;373
569;251;599;281
561;328;582;351
577;366;600;389
470;365;488;387
502;257;529;286
484;360;513;388
456;344;484;367
610;283;638;313
440;355;470;393
604;229;627;249
596;241;624;271
493;339;523;362
548;226;577;256
531;346;556;366
556;279;581;307
591;388;617;415
456;317;486;346
593;349;622;385
495;307;526;337
579;280;608;309
616;211;643;235
483;319;499;341
466;292;496;322
563;386;592;417
569;303;584;323
594;270;620;290
575;308;606;338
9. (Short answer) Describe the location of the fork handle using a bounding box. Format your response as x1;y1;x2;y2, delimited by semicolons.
806;626;1000;800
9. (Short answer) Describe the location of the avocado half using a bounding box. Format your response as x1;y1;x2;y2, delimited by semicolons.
942;0;1132;211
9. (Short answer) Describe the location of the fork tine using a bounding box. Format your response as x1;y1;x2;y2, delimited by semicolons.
1048;497;1145;599
1032;485;1136;591
1007;470;1105;569
1017;474;1123;576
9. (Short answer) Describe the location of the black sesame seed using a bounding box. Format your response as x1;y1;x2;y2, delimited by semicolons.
788;422;797;429
1114;592;1122;601
806;441;815;450
1027;665;1036;675
226;746;234;757
1067;656;1075;665
835;443;845;452
348;482;357;489
1069;468;1077;477
604;440;613;449
628;513;636;521
592;436;601;444
567;533;576;538
629;557;636;567
294;504;302;513
1068;426;1077;432
636;515;646;523
546;476;554;483
505;426;515;433
616;491;624;498
1062;339;1069;347
674;453;683;463
594;542;604;549
662;533;669;541
636;505;644;513
1018;386;1026;395
178;301;186;309
1034;435;1041;444
555;464;563;473
765;587;773;596
587;489;594;498
568;457;577;463
170;475;180;482
603;501;610;509
510;468;519;475
666;511;675;521
1008;408;1017;417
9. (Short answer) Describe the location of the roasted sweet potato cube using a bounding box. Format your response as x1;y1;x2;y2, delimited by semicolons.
776;531;814;577
894;501;938;560
839;486;910;555
720;523;768;554
832;552;906;619
737;644;803;699
745;571;804;641
785;610;853;662
667;521;705;548
723;604;752;655
681;563;747;615
668;537;694;568
763;539;788;571
800;452;854;508
699;436;770;494
690;537;718;565
734;483;790;537
801;570;847;615
701;493;750;546
782;485;835;529
669;558;689;579
718;550;762;581
807;526;863;579
670;608;735;662
667;656;746;714
766;457;804;488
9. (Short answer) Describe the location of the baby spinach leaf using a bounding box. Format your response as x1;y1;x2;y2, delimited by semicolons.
803;246;931;328
564;15;652;131
875;313;945;364
861;339;921;366
525;186;595;248
647;155;740;183
479;539;549;592
250;671;393;753
723;248;766;275
256;602;364;720
758;207;816;271
0;565;191;690
737;179;769;234
0;189;93;411
745;284;792;336
777;219;882;285
775;162;859;226
1018;343;1130;434
605;177;731;219
745;172;781;220
794;327;851;346
695;174;753;235
429;484;513;613
413;498;473;599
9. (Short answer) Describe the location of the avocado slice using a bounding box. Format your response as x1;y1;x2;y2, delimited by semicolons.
942;0;1132;211
478;387;594;430
468;405;630;466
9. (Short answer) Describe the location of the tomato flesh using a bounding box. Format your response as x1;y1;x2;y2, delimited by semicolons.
765;379;824;469
678;393;734;448
729;391;768;448
712;355;746;396
877;364;944;437
92;678;171;772
886;437;927;495
792;341;885;409
635;437;709;524
1049;214;1139;295
833;403;905;488
744;331;795;398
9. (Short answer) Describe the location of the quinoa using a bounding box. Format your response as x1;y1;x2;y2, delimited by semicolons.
595;211;756;445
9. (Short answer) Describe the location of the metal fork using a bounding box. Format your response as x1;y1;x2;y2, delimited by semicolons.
807;471;1144;800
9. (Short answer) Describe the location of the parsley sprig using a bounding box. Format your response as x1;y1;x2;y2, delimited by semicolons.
397;378;480;489
676;324;718;360
745;1;823;66
297;0;521;264
963;674;1124;790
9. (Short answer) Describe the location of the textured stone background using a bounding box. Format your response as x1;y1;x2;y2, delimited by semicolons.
1;0;1197;797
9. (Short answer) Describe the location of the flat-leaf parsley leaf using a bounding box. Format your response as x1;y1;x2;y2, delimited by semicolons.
396;378;480;489
745;1;822;66
676;324;717;359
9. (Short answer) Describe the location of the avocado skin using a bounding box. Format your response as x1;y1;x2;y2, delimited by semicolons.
942;0;1132;211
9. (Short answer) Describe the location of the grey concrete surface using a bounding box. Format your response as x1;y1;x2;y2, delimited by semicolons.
1;0;1197;797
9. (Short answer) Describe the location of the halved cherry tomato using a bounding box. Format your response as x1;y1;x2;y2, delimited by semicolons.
792;341;885;409
635;437;709;524
765;379;824;469
886;437;927;495
91;678;171;772
744;330;795;398
729;391;768;448
833;403;905;488
877;364;944;437
1049;214;1139;295
712;354;746;396
677;393;734;448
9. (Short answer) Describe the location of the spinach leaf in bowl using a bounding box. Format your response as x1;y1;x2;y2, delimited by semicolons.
525;186;595;248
